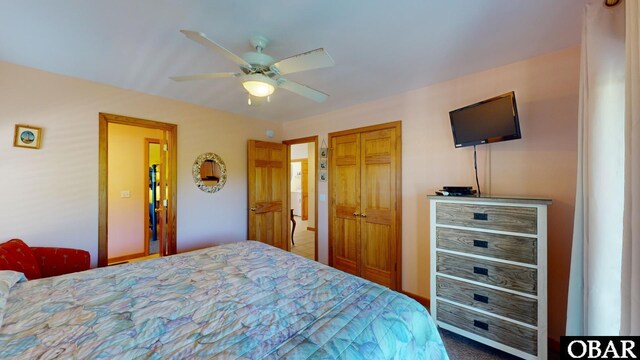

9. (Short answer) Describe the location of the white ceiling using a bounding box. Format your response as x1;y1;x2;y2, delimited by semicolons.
0;0;588;122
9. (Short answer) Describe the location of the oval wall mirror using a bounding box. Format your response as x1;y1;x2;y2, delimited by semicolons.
193;153;227;193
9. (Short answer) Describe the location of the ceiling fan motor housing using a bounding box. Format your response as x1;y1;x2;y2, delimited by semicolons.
242;51;275;69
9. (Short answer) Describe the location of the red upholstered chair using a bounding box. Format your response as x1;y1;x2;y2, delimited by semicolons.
31;247;91;278
0;239;41;279
0;239;90;280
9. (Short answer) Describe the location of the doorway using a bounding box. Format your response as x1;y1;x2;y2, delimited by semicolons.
284;136;318;261
145;138;161;258
98;113;177;267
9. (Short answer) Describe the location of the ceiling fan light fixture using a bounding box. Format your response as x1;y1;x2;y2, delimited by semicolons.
242;74;276;97
243;81;275;97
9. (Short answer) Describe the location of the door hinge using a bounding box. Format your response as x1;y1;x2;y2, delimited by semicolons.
163;143;168;151
163;199;168;207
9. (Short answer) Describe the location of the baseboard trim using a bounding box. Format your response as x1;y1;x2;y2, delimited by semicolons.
108;252;146;264
400;290;430;311
307;227;316;231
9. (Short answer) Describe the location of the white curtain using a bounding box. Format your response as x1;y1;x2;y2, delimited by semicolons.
567;0;639;336
621;0;640;336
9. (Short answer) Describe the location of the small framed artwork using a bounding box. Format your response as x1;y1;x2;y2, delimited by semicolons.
13;124;42;149
319;139;328;159
319;170;328;182
319;159;328;170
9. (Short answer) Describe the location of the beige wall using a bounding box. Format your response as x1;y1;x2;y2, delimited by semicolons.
107;123;162;259
0;61;282;266
282;47;580;342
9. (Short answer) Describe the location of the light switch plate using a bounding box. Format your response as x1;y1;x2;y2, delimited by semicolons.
120;190;130;198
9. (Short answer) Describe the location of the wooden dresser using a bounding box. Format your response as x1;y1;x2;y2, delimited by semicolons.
428;195;551;359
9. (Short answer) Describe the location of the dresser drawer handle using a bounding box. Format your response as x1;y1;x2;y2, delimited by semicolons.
473;266;489;276
473;320;489;331
473;213;488;221
473;293;489;303
473;240;488;248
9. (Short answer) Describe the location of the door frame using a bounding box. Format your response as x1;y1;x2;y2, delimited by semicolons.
98;113;178;267
327;121;402;288
283;136;319;261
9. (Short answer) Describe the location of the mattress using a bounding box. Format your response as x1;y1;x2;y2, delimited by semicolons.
0;241;448;359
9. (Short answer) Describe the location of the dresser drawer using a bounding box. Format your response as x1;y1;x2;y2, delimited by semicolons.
436;227;537;264
436;252;537;295
437;300;537;356
436;202;537;234
436;275;537;325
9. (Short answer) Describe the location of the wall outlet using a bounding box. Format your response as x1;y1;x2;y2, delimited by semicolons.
120;190;130;198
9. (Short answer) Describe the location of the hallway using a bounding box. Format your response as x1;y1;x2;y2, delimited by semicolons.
291;218;315;261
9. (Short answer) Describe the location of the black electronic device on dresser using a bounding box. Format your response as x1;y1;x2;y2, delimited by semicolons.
436;186;476;196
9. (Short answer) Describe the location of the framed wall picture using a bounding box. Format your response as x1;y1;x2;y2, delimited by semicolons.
319;138;328;158
319;159;328;170
319;170;328;182
13;124;42;149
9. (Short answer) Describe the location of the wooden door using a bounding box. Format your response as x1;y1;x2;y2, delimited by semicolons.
330;133;361;276
301;159;309;220
328;121;401;290
360;128;397;288
248;140;288;250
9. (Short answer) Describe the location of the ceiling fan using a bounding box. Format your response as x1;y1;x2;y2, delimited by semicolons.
171;30;335;103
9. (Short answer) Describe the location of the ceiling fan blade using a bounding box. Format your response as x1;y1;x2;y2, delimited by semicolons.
170;72;240;81
180;30;251;68
271;48;335;75
277;78;329;103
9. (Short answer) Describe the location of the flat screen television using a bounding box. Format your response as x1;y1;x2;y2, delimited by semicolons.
449;91;521;148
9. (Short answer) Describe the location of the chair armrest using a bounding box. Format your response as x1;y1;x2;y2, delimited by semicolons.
30;247;91;278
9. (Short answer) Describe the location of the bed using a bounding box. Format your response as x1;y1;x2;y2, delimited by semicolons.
0;241;448;359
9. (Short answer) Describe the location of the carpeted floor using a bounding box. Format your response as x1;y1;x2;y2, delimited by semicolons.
440;329;520;359
439;328;560;359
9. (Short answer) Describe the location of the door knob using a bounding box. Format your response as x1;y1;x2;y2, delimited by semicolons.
353;212;360;216
250;208;256;211
360;214;367;217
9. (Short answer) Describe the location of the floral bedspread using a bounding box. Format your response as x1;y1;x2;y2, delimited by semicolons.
0;241;448;359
